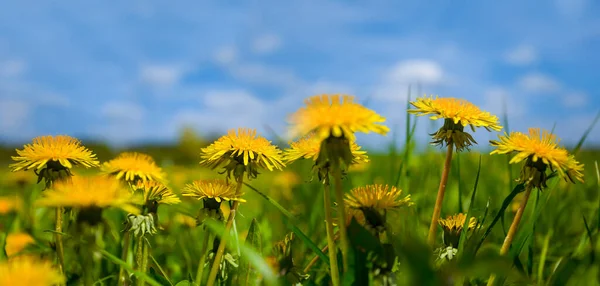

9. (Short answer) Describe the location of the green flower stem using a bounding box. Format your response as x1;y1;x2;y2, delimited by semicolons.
427;143;454;246
206;175;245;286
195;232;211;286
55;207;66;274
323;183;341;286
332;164;349;273
487;183;534;286
135;235;149;286
118;231;132;286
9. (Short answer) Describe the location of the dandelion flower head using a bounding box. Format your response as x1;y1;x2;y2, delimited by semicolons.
133;180;181;205
409;96;502;131
5;232;35;257
283;132;369;164
182;179;246;204
101;152;166;183
200;128;285;178
288;94;389;141
37;175;141;214
345;184;413;211
0;256;65;286
490;128;584;184
10;135;99;172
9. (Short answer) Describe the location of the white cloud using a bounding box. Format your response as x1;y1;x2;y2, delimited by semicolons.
482;87;525;118
505;45;537;66
252;34;282;54
229;62;301;88
139;64;185;87
214;46;238;65
38;93;71;107
373;59;445;102
101;101;145;122
387;59;444;84
518;72;561;93
562;92;588;108
0;99;32;136
555;0;588;19
202;90;265;112
0;60;27;77
169;89;268;135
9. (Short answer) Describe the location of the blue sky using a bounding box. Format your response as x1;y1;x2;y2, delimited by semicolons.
1;1;599;150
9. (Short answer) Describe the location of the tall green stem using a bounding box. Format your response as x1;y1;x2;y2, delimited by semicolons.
206;175;245;286
487;184;534;286
135;235;149;286
332;165;349;272
118;231;132;286
195;232;211;286
55;207;66;274
323;183;341;286
427;143;454;246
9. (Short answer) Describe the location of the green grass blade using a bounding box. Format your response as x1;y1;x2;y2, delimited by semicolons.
457;155;481;254
244;183;330;266
240;218;262;286
537;230;552;285
99;249;163;286
204;220;277;286
475;183;525;252
572;110;600;155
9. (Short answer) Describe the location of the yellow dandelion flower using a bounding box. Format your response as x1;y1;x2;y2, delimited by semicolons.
283;133;369;164
133;180;180;205
3;171;35;188
10;135;99;172
345;207;367;226
409;96;502;131
345;184;413;211
490;128;584;186
288;94;389;141
102;152;166;183
182;179;246;204
37;175;141;215
438;213;477;247
5;232;35;257
200;128;285;179
0;256;65;286
173;213;197;228
0;196;22;215
345;184;413;231
438;213;477;234
409;96;502;151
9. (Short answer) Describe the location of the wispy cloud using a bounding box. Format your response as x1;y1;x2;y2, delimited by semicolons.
505;45;537;66
518;73;561;93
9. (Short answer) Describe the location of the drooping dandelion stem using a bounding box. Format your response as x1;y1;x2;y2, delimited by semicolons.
195;232;211;286
206;175;245;286
487;183;534;286
323;182;341;286
55;207;66;274
118;231;132;286
332;164;349;272
427;143;454;246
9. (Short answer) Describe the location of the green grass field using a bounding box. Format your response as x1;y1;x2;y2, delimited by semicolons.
1;138;599;285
